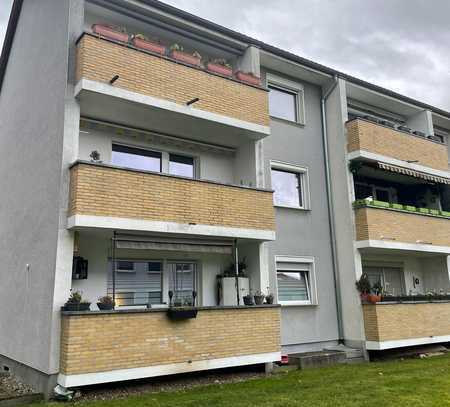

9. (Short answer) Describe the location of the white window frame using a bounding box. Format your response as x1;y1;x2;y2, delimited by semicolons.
267;73;305;125
270;161;311;210
275;255;318;306
115;260;136;273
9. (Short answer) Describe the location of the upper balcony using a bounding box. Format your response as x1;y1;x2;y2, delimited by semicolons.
354;199;450;253
68;161;275;241
347;118;449;173
75;33;270;147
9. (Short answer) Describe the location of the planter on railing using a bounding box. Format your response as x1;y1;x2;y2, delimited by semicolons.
92;24;129;43
235;71;261;86
132;36;166;55
206;62;233;77
167;307;198;320
170;50;201;67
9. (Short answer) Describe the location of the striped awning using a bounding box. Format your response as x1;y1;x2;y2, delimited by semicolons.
378;162;450;185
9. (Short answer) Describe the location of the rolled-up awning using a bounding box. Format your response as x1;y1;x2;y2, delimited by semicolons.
378;162;450;185
115;235;233;254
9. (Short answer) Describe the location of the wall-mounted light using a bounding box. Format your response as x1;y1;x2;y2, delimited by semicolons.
186;97;200;106
109;75;120;84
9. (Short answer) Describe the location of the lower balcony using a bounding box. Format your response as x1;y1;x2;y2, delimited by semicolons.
354;200;450;252
363;302;450;350
68;161;275;241
59;306;281;387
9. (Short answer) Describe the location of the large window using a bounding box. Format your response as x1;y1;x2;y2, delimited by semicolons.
169;154;194;178
267;74;305;124
276;256;316;306
271;162;309;209
111;144;161;172
364;266;405;296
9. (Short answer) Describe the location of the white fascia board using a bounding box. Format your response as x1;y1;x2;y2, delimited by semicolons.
366;335;450;351
355;240;450;255
58;351;281;387
347;150;450;180
75;79;270;136
67;214;276;241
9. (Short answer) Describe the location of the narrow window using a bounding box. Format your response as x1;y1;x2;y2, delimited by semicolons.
277;270;310;302
112;144;161;172
271;168;303;208
268;85;298;122
169;154;194;178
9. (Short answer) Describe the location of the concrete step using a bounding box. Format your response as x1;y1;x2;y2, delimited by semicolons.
289;350;347;370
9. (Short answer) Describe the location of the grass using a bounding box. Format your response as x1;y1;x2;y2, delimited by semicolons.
32;354;450;407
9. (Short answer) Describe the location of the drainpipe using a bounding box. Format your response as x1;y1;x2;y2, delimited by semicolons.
321;75;344;341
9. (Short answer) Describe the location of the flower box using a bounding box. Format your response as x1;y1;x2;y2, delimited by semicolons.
235;71;261;86
92;24;129;43
132;37;166;55
63;302;91;312
206;62;232;77
170;50;201;67
167;307;198;320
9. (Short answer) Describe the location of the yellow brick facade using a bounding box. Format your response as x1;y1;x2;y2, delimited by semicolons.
346;119;449;171
76;35;270;127
363;303;450;342
69;163;276;231
60;307;281;375
355;206;450;247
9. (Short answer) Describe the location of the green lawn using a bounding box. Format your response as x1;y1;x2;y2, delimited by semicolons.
33;354;450;407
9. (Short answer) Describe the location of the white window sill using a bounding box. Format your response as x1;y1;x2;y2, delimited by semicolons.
270;116;305;127
274;204;310;211
279;301;317;307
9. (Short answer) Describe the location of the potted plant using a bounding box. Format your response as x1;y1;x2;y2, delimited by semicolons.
63;290;91;311
92;24;129;43
355;274;371;302
97;295;115;310
131;34;166;55
206;58;232;77
265;289;274;305
235;71;261;86
169;44;202;67
368;281;383;304
254;290;265;305
167;291;198;320
243;293;254;306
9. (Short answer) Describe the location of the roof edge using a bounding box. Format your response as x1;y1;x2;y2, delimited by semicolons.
0;0;23;94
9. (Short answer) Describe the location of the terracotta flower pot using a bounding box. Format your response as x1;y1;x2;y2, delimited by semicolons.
368;294;381;304
206;62;232;77
360;293;369;302
235;71;261;86
132;37;166;55
170;50;201;66
92;24;129;43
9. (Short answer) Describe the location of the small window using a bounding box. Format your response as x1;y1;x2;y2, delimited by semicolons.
276;256;316;306
116;260;135;273
277;270;310;302
148;262;163;273
269;85;298;122
112;144;161;172
270;162;309;209
169;154;194;178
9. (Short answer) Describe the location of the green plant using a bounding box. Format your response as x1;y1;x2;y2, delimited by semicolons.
211;58;232;68
67;290;82;304
170;43;184;52
349;160;363;174
98;295;115;306
355;274;371;295
372;281;383;296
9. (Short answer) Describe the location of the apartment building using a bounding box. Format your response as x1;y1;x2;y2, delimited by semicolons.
0;0;449;396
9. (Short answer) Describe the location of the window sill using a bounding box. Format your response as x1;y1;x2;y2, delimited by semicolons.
270;116;305;127
274;204;310;211
279;301;317;307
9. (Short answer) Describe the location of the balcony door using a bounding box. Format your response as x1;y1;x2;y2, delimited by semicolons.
364;266;405;296
168;262;198;306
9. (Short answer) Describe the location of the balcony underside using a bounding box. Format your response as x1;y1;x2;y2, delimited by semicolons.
76;79;270;148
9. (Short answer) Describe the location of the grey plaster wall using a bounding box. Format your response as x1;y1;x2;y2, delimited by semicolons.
262;72;340;349
0;0;82;379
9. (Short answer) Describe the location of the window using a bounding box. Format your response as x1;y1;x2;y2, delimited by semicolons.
354;182;394;203
112;144;161;172
276;256;316;305
116;260;135;273
364;266;405;296
271;162;310;209
267;74;305;124
169;154;194;178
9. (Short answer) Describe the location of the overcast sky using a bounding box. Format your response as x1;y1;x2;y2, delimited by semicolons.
1;0;449;111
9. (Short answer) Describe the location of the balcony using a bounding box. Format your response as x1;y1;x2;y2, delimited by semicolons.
68;162;276;240
363;302;450;349
75;34;270;146
354;200;450;251
347;118;449;172
58;305;281;387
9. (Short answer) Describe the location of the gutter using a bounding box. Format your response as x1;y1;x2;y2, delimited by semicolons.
0;0;23;94
320;76;344;341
